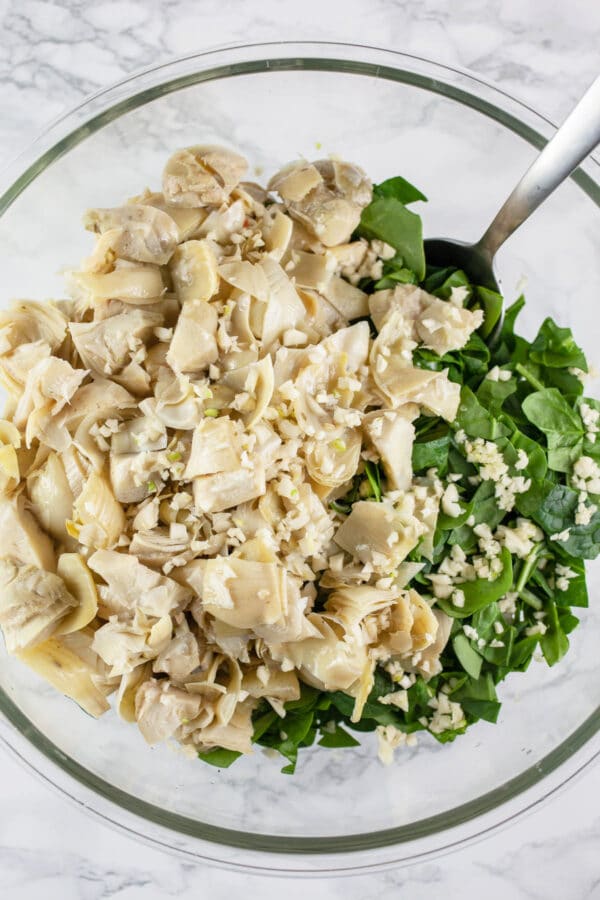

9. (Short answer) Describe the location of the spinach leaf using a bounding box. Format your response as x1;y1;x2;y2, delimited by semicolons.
476;375;517;416
283;684;321;711
452;633;483;679
403;678;438;728
373;176;427;205
357;195;425;280
331;670;401;725
437;497;473;532
468;604;514;666
447;444;476;478
552;554;588;608
539;365;584;402
471;602;502;637
528;482;600;559
480;626;515;667
329;462;384;514
252;685;323;773
530;318;587;370
475;286;503;339
455;386;510;440
412;432;450;473
198;748;242;768
540;599;570;666
461;698;502;723
508;634;540;670
447;524;477;553
514;478;550;520
559;520;600;560
508;428;548;481
470;480;506;530
423;267;472;302
257;709;316;774
374;266;419;290
521;388;584;472
502;294;525;334
457;333;491;381
252;708;279;741
318;724;360;748
582;398;600;461
492;294;526;365
437;547;513;618
422;266;461;294
364;460;383;501
414;334;490;386
454;673;501;723
521;388;582;435
558;609;580;635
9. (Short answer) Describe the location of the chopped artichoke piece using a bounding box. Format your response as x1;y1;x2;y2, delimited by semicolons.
135;679;202;744
166;300;218;374
269;158;372;247
134;190;206;241
54;553;99;635
27;452;75;544
364;411;415;492
88;549;191;618
67;262;165;305
117;662;153;722
0;493;56;571
185;416;241;479
84;205;179;266
334;500;424;570
69;307;162;375
0;559;77;652
169;239;219;303
270;612;368;692
163;145;248;207
192;465;266;513
18;635;112;717
202;557;287;629
72;472;126;548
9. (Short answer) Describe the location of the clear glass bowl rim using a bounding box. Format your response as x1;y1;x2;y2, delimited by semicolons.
0;41;599;874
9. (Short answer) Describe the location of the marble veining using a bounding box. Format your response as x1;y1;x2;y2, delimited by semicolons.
1;0;600;897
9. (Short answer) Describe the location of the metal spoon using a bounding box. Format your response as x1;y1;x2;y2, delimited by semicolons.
424;75;600;333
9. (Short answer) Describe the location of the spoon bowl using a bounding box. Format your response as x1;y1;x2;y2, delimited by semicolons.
424;238;499;291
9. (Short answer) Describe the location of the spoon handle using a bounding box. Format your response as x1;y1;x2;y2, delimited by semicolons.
477;75;600;260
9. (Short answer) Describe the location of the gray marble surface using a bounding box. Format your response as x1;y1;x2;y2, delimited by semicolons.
1;0;600;896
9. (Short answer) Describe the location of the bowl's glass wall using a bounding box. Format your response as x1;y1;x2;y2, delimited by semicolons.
1;51;600;856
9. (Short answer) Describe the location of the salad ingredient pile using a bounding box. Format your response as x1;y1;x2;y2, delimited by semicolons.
0;144;598;773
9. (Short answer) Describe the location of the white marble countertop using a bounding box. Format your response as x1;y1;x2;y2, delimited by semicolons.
1;0;600;896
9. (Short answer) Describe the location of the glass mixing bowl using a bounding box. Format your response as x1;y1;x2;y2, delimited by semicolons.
0;42;599;876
